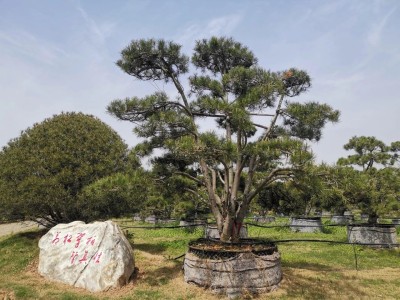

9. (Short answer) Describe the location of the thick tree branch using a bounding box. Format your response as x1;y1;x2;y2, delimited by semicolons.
184;188;208;204
246;167;294;203
252;122;269;130
262;94;285;141
175;171;205;186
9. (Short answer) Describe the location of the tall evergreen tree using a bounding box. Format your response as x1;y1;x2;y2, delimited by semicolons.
108;37;339;242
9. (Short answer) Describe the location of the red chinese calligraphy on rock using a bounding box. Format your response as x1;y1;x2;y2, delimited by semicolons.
51;232;61;245
75;232;86;248
93;251;102;264
79;250;88;263
70;251;78;264
86;236;96;246
63;234;72;245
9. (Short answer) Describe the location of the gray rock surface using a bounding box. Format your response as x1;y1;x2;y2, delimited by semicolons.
38;220;134;292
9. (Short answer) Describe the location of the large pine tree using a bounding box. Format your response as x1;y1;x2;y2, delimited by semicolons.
108;37;339;242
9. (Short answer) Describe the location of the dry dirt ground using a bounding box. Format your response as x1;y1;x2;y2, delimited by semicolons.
0;221;41;237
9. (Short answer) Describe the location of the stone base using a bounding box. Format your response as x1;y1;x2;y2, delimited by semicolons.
347;224;398;248
331;215;353;225
184;239;282;298
290;217;322;233
254;216;276;223
360;214;369;222
144;215;157;224
392;218;400;227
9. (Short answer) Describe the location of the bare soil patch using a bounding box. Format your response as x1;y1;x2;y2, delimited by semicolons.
0;221;40;237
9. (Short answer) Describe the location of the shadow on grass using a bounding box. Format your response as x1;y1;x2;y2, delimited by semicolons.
18;229;47;239
135;243;168;255
142;262;182;286
283;261;337;271
282;268;367;299
0;229;46;249
322;226;334;234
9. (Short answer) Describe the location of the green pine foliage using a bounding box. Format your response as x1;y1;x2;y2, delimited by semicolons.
0;112;131;225
335;136;400;220
108;36;340;242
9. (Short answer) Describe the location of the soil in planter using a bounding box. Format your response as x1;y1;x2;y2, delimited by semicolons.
184;238;282;298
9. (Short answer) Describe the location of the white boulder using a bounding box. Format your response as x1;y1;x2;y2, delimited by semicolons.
38;220;134;292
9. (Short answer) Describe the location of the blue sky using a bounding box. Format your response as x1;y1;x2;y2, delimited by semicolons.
1;0;399;164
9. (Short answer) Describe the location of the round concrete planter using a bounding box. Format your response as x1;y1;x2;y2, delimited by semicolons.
184;238;282;298
331;215;353;225
144;215;157;224
179;219;206;226
254;216;276;223
133;216;142;222
391;218;400;227
290;217;323;233
347;224;398;248
205;224;248;239
321;211;332;217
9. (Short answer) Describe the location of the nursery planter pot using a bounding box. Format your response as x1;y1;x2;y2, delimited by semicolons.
360;214;369;222
392;218;400;227
144;215;157;224
347;224;398;248
204;224;248;239
180;220;206;233
290;217;323;233
331;215;353;225
254;216;276;223
184;238;282;298
179;219;206;226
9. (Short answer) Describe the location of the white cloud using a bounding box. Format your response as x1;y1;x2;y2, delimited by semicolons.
0;30;68;65
206;15;242;36
367;6;397;47
319;73;364;87
75;3;116;45
176;14;243;47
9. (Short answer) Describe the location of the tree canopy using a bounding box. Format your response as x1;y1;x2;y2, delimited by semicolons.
0;112;130;226
337;136;394;170
336;136;400;221
108;36;339;242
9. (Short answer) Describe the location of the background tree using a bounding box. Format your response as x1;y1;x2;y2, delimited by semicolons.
0;112;129;226
306;164;358;215
337;136;392;170
108;37;339;242
150;154;209;221
257;164;327;216
78;169;148;222
337;136;400;222
390;141;400;167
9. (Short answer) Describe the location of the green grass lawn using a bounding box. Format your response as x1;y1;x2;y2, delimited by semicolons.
0;218;399;299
